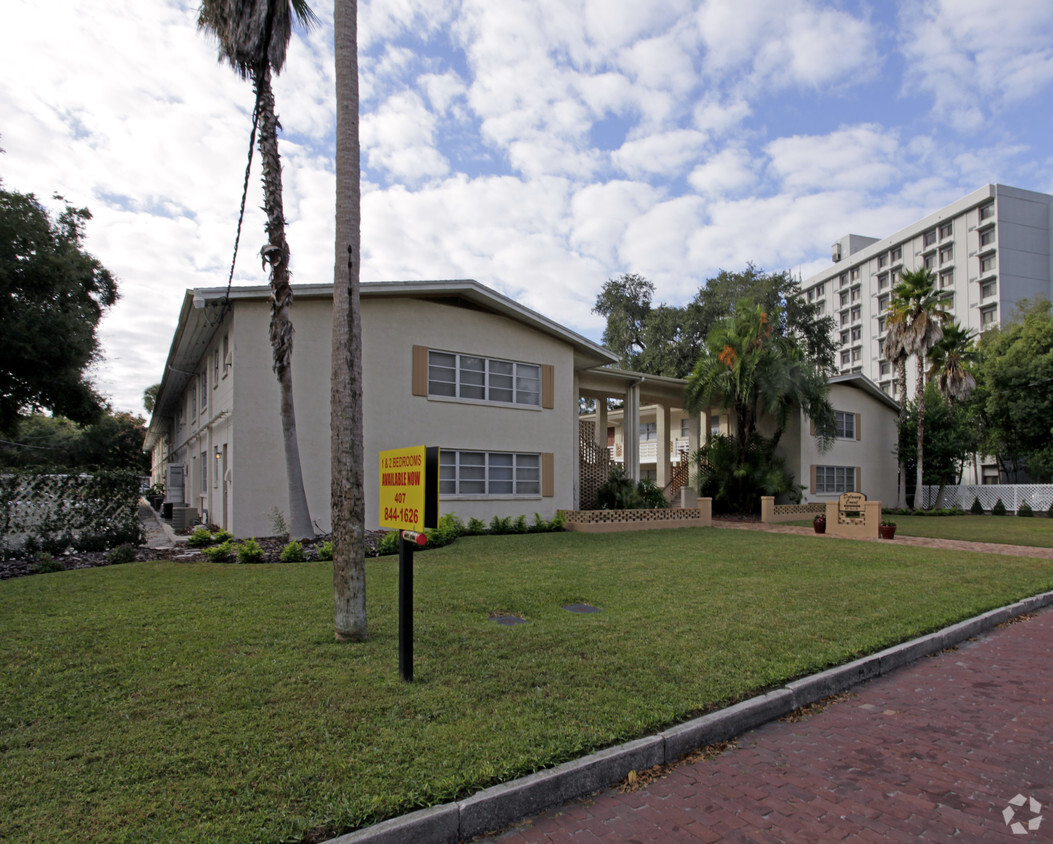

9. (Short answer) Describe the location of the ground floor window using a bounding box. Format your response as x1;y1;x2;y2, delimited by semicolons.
815;465;856;494
439;450;541;496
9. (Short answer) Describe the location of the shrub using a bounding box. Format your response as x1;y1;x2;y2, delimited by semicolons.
1048;499;1053;518
596;466;640;510
316;540;333;561
268;508;290;541
375;530;400;556
40;533;72;556
970;497;984;515
1017;501;1034;517
203;541;236;562
636;480;669;509
280;540;306;563
512;515;529;534
489;515;513;534
464;517;487;536
31;554;65;574
212;529;234;544
237;538;265;564
426;514;463;549
74;533;107;552
107;544;136;565
187;527;214;547
992;498;1007;516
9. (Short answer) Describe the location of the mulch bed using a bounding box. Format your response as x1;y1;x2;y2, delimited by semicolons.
1;532;391;581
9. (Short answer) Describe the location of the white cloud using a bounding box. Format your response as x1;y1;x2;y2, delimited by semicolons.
361;92;450;184
611;130;708;179
696;0;879;90
900;0;1053;132
765;125;901;194
688;147;757;196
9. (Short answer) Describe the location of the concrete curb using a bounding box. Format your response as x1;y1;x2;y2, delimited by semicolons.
325;589;1053;844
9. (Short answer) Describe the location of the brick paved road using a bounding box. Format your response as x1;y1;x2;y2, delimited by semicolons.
487;608;1053;842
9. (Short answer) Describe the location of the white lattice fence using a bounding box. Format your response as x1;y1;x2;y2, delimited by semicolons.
922;485;1053;513
578;421;611;511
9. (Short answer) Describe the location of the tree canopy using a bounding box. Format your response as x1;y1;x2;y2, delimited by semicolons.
0;411;149;472
972;299;1053;481
593;265;835;377
0;189;118;434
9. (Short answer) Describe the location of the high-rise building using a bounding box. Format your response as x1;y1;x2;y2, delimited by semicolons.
801;184;1053;399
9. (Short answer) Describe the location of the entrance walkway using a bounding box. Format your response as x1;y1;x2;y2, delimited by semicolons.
486;607;1053;842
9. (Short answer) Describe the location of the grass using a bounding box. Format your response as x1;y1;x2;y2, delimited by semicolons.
789;513;1053;547
3;528;1053;842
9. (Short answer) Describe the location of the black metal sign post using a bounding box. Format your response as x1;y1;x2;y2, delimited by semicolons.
398;530;425;682
395;446;439;683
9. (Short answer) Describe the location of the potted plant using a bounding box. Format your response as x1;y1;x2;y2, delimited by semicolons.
146;483;165;511
813;513;826;534
879;519;897;540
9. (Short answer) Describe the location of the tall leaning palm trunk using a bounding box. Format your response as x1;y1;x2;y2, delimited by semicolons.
256;66;313;538
199;0;316;539
331;0;367;641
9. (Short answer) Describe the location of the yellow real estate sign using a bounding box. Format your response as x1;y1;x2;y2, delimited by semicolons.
378;445;439;531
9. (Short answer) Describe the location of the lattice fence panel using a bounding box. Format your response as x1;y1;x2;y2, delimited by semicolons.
1;471;144;552
922;485;1053;513
578;421;611;511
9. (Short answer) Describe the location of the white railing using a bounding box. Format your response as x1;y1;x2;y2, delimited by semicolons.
610;437;691;466
921;484;1053;513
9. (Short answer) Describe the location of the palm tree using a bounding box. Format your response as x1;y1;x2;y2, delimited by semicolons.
928;321;978;406
886;267;949;509
198;0;317;539
882;316;909;509
331;0;367;641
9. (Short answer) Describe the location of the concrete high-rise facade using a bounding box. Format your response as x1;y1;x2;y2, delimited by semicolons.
801;184;1053;399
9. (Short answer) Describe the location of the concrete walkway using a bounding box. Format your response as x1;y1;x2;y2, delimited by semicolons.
138;499;183;549
486;605;1053;842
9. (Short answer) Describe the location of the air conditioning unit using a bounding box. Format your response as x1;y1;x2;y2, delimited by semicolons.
832;242;842;262
171;506;198;532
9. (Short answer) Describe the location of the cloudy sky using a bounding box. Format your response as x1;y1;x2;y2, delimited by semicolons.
4;0;1053;416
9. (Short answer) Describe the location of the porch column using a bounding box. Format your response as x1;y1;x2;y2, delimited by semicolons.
688;412;701;456
595;399;608;452
572;373;581;510
623;381;641;483
655;404;670;488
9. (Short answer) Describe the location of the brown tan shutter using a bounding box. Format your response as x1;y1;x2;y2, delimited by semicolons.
541;365;554;409
810;465;817;494
412;345;428;396
855;413;862;441
810;418;816;436
542;452;554;497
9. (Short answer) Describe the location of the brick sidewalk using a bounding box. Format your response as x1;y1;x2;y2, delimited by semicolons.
486;608;1053;842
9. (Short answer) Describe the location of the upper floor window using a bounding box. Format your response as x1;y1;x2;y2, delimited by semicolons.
939;222;952;240
877;254;888;269
890;246;902;263
680;418;690;437
980;228;996;248
640;422;657;441
979;202;995;221
980;305;998;328
199;371;208;412
222;333;231;376
923;253;936;270
939;269;954;288
980;254;996;275
213;350;220;386
923;229;937;247
428;351;541;406
939;246;953;265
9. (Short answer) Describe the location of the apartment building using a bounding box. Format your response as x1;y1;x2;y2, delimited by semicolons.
801;184;1053;398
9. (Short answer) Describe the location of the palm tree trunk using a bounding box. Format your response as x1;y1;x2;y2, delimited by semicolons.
331;0;367;641
915;354;926;511
896;358;907;508
255;64;314;539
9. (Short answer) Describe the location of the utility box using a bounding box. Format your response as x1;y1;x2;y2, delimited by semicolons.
171;506;198;532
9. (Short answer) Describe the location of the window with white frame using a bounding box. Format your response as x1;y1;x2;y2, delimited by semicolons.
877;272;888;290
923;253;936;270
890;246;902;263
980;254;996;274
980;228;996;248
840;329;850;347
428;351;541;406
980;305;998;328
939;246;953;265
851;346;862;363
850;305;861;323
816;465;856;494
939;222;952;240
680;418;690;437
981;279;997;300
939;269;953;288
200;450;207;492
878;254;888;269
640;422;657;441
199;371;208;412
979;202;995;221
839;290;849;307
439;450;540;496
834;411;855;438
851;325;861;342
222;333;231;376
923;229;937;247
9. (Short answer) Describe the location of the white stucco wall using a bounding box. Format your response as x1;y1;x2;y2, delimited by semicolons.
220;293;579;537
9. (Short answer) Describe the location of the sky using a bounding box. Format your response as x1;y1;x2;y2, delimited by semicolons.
4;0;1053;417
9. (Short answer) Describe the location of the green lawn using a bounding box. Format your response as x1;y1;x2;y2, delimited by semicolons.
890;514;1053;547
3;529;1052;843
786;514;1053;548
